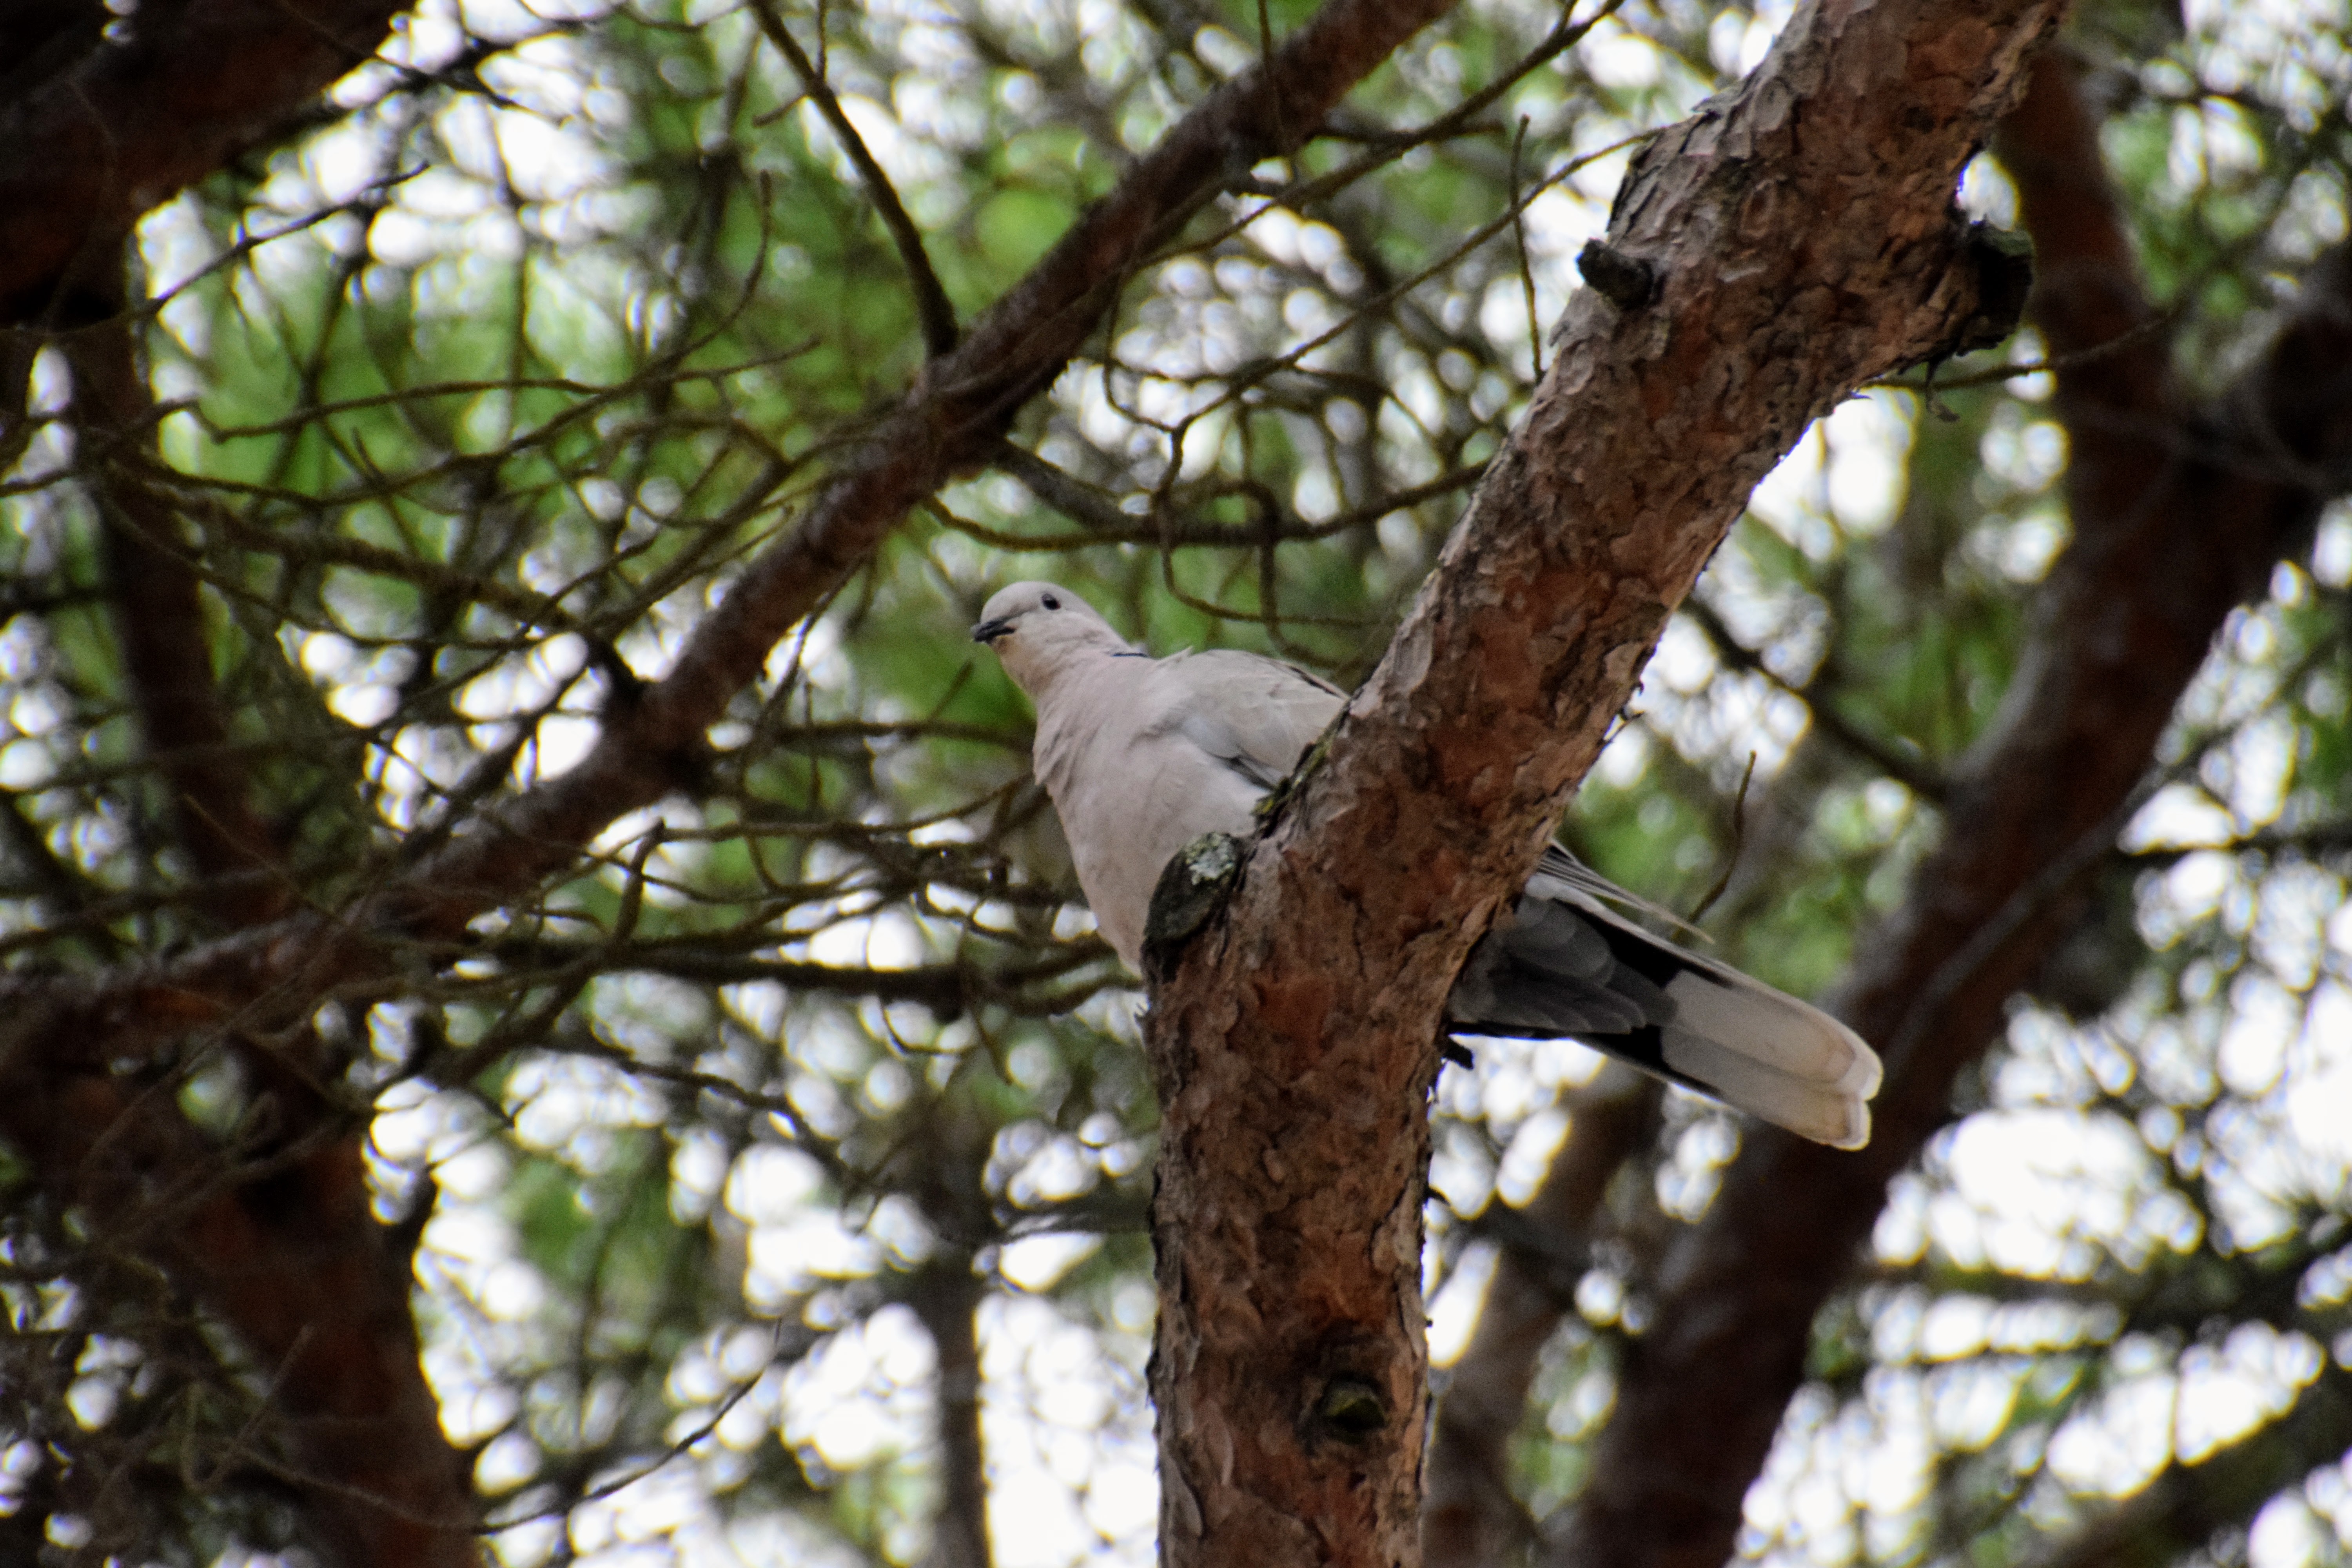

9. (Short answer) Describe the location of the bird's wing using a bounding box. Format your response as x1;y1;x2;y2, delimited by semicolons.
1155;648;1346;791
1532;844;1710;938
1029;647;1341;969
1017;625;1880;1148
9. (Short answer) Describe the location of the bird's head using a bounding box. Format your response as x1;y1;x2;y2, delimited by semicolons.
971;581;1130;694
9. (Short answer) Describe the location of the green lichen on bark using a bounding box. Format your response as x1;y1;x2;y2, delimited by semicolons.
1143;831;1245;967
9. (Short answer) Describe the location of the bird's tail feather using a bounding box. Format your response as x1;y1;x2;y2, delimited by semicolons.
1661;1013;1875;1150
1448;880;1882;1150
1663;968;1881;1094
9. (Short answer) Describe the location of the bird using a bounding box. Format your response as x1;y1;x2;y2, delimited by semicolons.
971;580;1883;1148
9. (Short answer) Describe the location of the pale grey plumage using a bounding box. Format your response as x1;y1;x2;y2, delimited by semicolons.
973;581;1882;1149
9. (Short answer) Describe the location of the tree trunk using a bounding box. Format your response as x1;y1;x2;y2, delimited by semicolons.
1145;2;2063;1561
1545;51;2352;1568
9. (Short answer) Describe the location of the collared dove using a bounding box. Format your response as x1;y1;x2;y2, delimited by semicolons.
972;581;1883;1148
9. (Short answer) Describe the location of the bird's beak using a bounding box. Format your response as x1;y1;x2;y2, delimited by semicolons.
971;617;1013;644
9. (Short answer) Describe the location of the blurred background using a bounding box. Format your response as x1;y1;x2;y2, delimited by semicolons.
2;0;2350;1563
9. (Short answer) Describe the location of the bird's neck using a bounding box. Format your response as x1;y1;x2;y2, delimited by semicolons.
1014;636;1135;702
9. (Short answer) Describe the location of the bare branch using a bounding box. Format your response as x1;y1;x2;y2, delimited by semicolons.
0;1062;484;1567
2022;1365;2352;1568
0;0;1468;1081
750;0;961;358
65;287;290;927
1681;597;1950;801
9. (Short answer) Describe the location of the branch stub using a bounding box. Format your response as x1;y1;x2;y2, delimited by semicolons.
1577;239;1658;312
1940;221;2036;361
1312;1375;1390;1439
1143;831;1246;969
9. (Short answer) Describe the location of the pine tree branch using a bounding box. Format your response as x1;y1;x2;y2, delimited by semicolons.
1543;52;2352;1568
0;0;411;325
0;0;1466;1080
66;281;290;927
0;1061;483;1567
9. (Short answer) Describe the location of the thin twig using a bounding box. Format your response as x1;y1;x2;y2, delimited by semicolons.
1686;751;1757;924
749;0;960;358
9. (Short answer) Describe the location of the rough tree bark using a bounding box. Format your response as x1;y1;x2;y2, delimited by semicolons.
1544;49;2352;1568
1142;3;2060;1562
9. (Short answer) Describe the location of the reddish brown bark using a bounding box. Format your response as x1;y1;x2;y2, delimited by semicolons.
66;310;287;927
1542;53;2352;1568
1143;3;2062;1561
31;285;483;1564
0;0;411;325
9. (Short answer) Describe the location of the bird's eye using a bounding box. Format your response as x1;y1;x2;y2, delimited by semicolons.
1042;593;1061;610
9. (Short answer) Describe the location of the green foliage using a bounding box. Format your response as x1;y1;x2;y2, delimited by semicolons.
1;0;2348;1564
